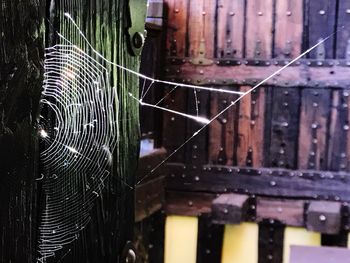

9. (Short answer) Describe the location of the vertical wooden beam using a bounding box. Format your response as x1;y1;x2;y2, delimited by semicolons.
196;215;224;263
283;227;321;263
298;89;331;170
216;0;245;58
268;87;300;169
274;0;303;58
186;88;210;164
270;0;303;169
188;0;216;58
221;223;258;263
237;87;266;167
165;216;198;263
165;0;188;57
336;1;350;59
209;91;238;166
245;0;274;58
308;0;337;59
328;90;350;171
0;0;44;261
258;221;284;263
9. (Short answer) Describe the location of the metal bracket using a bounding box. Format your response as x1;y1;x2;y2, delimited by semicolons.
316;38;326;60
191;39;214;65
125;0;148;56
284;41;293;57
254;40;262;58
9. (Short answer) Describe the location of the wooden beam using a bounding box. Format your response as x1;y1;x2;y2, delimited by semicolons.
165;62;350;88
256;198;305;227
165;163;350;201
211;194;249;224
165;191;215;216
306;201;342;234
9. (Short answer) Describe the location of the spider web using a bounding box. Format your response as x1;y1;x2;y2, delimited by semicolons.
37;12;335;261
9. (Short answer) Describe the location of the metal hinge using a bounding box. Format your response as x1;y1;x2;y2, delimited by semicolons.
191;39;214;65
126;0;148;56
316;38;325;60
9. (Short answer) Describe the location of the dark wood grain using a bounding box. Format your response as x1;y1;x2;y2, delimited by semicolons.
165;163;350;202
258;221;284;263
308;0;337;59
196;215;224;263
0;0;44;261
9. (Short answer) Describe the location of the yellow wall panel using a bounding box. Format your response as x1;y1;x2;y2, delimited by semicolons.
283;227;321;263
221;223;258;263
164;216;198;263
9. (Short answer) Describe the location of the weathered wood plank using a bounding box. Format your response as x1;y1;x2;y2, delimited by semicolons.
0;0;44;261
162;87;188;162
274;0;303;58
166;62;350;88
336;1;350;59
306;201;342;234
328;90;350;171
211;194;249;224
188;0;216;58
165;163;350;202
185;89;210;164
216;0;245;58
298;88;331;170
209;91;238;165
256;198;305;227
308;0;337;58
245;0;273;58
196;215;224;263
268;88;300;169
258;221;284;263
165;190;215;216
165;0;188;56
237;86;265;167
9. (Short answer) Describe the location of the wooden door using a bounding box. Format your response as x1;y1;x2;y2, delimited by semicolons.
146;0;350;262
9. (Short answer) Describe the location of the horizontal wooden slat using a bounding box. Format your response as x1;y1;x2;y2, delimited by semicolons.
256;198;304;226
165;163;350;201
165;190;215;216
165;62;350;88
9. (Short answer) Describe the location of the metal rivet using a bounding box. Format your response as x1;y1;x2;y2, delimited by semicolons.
194;176;199;181
286;11;292;16
188;201;193;206
346;9;350;14
344;125;350;131
319;10;326;15
202;11;206;16
174;9;179;13
258;11;263;16
229;11;235;16
319;214;326;222
270;181;276;186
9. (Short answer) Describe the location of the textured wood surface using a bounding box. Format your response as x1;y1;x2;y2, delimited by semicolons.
0;0;44;261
